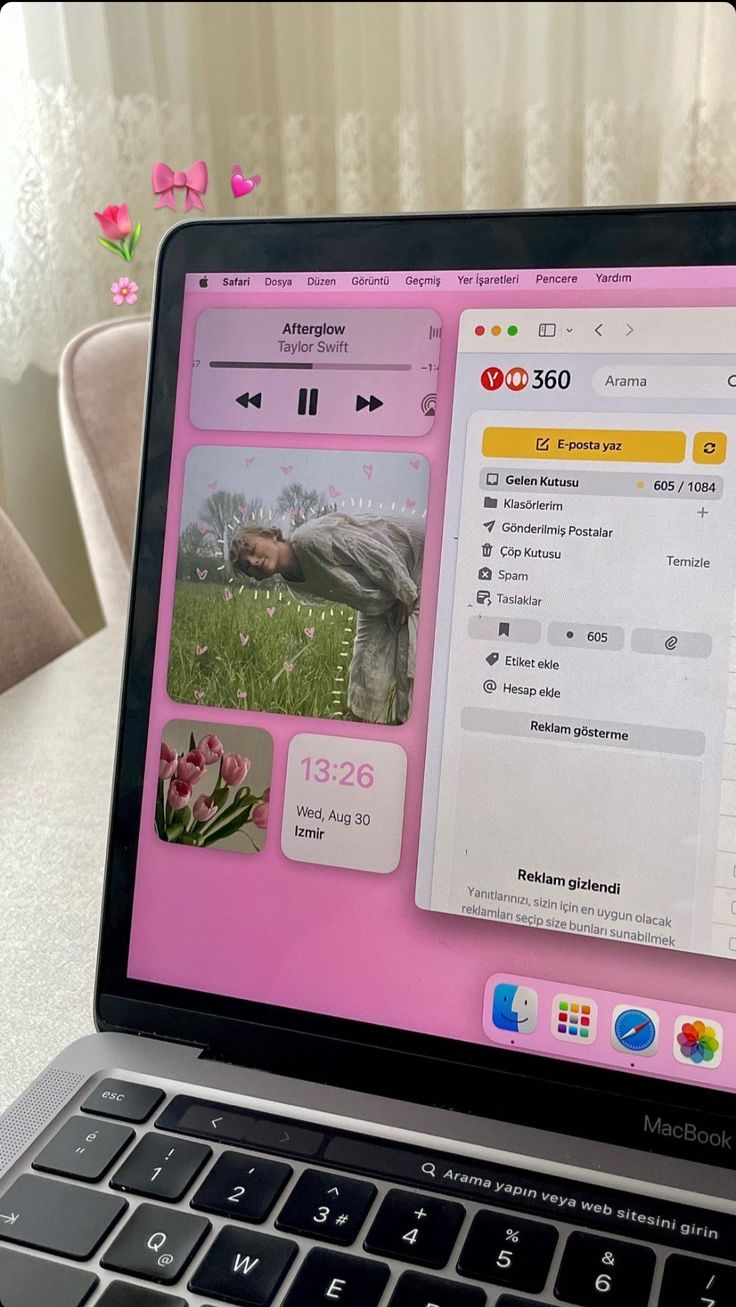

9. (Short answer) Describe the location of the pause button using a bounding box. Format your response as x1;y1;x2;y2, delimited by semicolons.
297;388;319;415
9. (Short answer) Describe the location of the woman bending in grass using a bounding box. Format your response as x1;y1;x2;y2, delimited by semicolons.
229;512;424;724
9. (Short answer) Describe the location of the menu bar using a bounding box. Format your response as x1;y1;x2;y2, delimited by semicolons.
187;266;736;295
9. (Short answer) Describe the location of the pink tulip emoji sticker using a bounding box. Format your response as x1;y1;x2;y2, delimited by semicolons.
231;167;262;198
94;204;141;261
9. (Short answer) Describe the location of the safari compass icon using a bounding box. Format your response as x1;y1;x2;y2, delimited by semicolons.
611;1004;659;1057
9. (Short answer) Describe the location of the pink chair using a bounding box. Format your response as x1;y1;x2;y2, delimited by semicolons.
0;507;81;693
59;316;149;624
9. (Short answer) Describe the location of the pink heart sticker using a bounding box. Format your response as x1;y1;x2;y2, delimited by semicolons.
239;504;248;516
208;480;218;490
304;627;315;638
328;484;340;497
283;660;294;673
237;689;247;700
194;690;205;703
281;465;293;475
410;459;420;470
266;607;276;617
196;568;208;581
362;464;373;479
231;171;255;197
224;587;233;601
196;644;208;655
405;498;415;509
245;457;254;466
197;524;209;534
239;632;250;646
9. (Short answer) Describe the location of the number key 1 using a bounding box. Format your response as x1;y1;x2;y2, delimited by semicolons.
554;1231;655;1307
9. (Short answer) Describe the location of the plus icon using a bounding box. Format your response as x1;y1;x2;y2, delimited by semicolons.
697;506;709;518
414;1208;428;1221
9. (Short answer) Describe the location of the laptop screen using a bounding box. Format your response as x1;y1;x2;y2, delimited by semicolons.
127;259;736;1095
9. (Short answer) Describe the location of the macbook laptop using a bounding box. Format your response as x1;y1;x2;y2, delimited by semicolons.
2;206;736;1307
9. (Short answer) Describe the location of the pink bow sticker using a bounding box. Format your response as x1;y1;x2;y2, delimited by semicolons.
152;161;208;212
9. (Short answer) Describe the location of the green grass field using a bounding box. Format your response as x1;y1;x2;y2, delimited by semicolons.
168;581;355;718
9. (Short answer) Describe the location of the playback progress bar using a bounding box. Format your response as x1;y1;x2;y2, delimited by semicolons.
209;361;412;371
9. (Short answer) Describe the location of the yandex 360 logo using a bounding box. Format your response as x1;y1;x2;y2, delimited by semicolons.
480;365;529;392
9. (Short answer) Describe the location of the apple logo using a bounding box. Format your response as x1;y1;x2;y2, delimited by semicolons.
199;276;209;289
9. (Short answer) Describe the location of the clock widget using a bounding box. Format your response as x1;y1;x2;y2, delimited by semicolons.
611;1004;659;1057
281;732;407;873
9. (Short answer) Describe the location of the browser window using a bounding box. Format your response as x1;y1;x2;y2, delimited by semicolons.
127;266;736;1093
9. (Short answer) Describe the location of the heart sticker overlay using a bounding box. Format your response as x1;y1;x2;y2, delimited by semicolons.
194;690;205;703
362;464;373;479
239;632;250;645
266;607;276;617
283;660;294;673
328;484;340;497
237;689;248;700
196;644;208;655
224;587;233;601
208;480;218;490
196;568;208;581
280;465;293;475
304;627;315;638
410;459;420;470
231;167;262;198
405;498;415;509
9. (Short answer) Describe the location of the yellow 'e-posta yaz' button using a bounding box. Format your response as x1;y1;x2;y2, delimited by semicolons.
693;432;727;464
482;427;686;463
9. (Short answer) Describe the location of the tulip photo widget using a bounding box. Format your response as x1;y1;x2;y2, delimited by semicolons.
168;447;430;724
156;719;273;855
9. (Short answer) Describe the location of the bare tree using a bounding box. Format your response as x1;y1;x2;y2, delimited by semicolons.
198;491;264;562
275;482;330;528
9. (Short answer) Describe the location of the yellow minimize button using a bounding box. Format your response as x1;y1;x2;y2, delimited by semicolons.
482;427;686;463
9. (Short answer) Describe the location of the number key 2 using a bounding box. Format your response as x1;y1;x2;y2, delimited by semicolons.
364;1189;465;1269
554;1231;655;1307
457;1210;558;1293
191;1151;291;1223
276;1170;376;1245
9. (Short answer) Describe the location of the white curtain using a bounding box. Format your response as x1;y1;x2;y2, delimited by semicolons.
1;1;735;382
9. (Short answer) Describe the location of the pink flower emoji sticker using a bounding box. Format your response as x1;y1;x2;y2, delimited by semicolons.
111;276;139;306
95;203;141;262
197;734;224;764
221;753;251;787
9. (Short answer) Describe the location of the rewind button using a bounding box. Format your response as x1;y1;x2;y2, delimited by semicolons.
235;391;262;409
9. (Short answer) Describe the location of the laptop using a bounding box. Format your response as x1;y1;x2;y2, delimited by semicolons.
2;207;736;1307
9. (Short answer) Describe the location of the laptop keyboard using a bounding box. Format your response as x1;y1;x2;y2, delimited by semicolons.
1;1078;735;1305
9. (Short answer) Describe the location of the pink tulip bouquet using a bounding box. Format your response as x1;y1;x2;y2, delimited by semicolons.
94;203;141;262
156;732;269;849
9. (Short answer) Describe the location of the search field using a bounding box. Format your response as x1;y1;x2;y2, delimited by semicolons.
593;365;736;401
